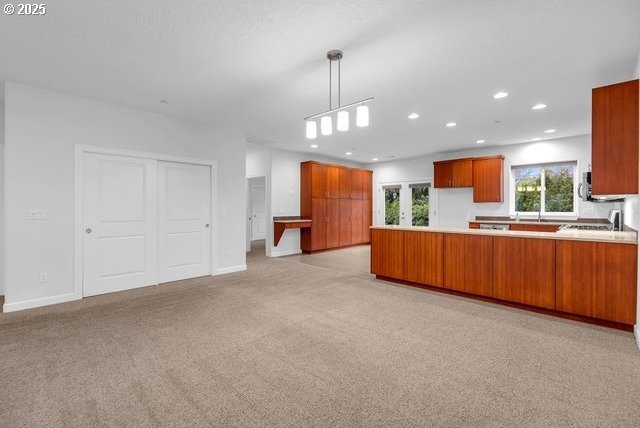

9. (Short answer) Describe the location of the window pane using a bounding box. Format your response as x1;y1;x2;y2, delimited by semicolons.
545;164;574;212
411;186;429;226
384;187;400;225
514;166;542;212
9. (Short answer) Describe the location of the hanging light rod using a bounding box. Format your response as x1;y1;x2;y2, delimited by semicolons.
303;97;375;121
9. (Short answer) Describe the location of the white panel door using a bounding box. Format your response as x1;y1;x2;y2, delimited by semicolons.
83;153;158;297
250;184;266;240
158;162;211;283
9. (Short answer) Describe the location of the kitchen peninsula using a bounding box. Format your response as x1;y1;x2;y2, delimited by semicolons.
371;225;638;329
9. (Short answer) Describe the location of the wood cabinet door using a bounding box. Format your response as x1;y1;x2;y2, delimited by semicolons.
339;199;352;247
327;166;341;198
434;162;452;188
452;160;473;187
444;234;493;297
351;170;364;199
311;163;328;198
310;198;326;250
362;170;373;200
371;229;405;279
351;199;364;244
556;240;637;324
362;200;372;243
493;237;555;309
325;199;341;248
404;231;444;287
592;79;639;196
473;157;503;202
338;167;352;199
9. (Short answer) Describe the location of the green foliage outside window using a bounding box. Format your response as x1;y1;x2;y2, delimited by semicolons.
514;163;574;213
385;188;400;225
411;187;429;226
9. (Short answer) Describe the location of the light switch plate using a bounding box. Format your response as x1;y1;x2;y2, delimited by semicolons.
28;209;48;220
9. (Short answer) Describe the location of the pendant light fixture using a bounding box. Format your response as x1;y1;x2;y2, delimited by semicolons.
304;50;373;138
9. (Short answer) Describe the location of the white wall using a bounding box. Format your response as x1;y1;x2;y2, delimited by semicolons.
3;82;246;311
265;148;361;257
246;149;269;178
367;135;615;228
0;101;4;296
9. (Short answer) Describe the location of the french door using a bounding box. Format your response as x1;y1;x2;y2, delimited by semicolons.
381;181;432;227
83;152;212;297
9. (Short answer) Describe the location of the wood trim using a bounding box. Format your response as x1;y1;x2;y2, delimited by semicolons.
274;221;312;246
375;275;634;332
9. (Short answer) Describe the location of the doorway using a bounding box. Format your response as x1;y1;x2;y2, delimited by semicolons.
79;149;214;298
380;181;433;227
246;176;266;255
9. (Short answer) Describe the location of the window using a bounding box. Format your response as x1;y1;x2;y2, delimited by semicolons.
410;183;430;226
383;185;401;225
511;162;577;216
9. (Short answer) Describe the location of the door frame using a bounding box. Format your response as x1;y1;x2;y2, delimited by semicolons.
74;144;218;300
377;178;436;227
245;174;267;254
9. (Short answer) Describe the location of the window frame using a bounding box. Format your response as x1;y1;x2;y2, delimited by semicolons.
509;161;579;218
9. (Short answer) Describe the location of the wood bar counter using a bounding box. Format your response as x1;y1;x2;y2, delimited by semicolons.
371;226;638;329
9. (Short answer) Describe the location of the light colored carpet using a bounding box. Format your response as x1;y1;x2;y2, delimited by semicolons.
1;244;639;427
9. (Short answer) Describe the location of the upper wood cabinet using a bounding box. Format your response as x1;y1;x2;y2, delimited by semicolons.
472;156;504;202
434;155;503;202
310;163;328;198
434;159;473;188
591;79;639;195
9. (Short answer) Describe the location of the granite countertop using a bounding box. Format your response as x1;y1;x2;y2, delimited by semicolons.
371;225;638;245
469;219;610;226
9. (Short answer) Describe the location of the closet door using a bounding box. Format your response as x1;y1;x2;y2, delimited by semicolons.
83;153;158;297
158;162;212;283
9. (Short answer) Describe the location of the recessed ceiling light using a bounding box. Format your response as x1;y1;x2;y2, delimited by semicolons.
160;99;169;104
372;157;379;161
532;103;547;110
345;152;352;156
544;129;556;133
408;113;419;119
476;139;486;144
446;122;457;127
310;144;318;148
493;91;509;99
531;137;542;142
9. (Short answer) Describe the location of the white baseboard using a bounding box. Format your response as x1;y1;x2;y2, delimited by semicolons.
213;264;247;275
3;292;80;313
635;324;640;352
269;249;302;258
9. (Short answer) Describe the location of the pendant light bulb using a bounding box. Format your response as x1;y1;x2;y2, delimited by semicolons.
337;110;349;132
305;121;317;139
321;116;332;136
356;105;369;127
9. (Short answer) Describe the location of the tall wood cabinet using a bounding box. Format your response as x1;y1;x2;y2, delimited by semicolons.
591;79;639;195
301;161;373;253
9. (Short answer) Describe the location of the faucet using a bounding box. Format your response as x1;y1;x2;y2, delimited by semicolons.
538;206;542;222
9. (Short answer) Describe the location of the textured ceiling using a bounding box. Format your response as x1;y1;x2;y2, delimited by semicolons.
1;0;639;162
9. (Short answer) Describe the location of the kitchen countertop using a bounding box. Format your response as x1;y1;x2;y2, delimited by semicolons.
371;225;638;245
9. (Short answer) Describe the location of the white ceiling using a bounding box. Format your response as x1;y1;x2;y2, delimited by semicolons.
1;0;639;163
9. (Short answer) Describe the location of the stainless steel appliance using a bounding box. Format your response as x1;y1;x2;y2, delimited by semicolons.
609;209;623;231
578;172;625;202
479;224;510;230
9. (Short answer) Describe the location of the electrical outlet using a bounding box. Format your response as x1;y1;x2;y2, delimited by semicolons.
39;272;48;283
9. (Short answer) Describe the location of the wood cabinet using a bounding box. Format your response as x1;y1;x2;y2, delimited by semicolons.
371;229;405;280
472;156;504;202
301;161;373;252
404;231;444;287
591;79;639;196
556;240;637;324
434;159;473;188
492;237;556;309
509;224;559;233
371;228;637;327
444;234;493;297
